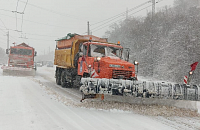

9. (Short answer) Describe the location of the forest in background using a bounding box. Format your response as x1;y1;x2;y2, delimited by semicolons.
105;0;200;84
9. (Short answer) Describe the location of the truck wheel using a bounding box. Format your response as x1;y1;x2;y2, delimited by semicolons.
61;71;67;88
56;70;61;85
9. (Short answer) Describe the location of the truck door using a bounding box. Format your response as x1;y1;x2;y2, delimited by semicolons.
78;44;89;76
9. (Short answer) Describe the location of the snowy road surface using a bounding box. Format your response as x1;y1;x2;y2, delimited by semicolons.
0;66;200;130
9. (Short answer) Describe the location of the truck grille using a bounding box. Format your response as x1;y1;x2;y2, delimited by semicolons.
112;70;132;79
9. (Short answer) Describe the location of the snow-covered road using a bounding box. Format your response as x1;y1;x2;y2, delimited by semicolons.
0;66;199;130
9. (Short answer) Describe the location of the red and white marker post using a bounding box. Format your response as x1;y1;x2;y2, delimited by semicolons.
184;76;188;84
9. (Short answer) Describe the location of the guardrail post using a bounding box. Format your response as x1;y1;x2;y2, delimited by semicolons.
180;84;183;100
183;84;188;100
194;85;199;101
172;84;174;99
198;85;200;101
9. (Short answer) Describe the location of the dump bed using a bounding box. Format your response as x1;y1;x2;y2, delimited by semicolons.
56;34;107;49
54;34;107;68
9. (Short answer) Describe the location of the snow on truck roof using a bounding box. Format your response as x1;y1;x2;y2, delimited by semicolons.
14;43;34;48
55;33;122;49
55;33;77;41
55;33;107;42
56;33;110;49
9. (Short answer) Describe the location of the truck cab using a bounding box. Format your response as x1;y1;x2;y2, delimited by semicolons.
77;42;137;80
8;45;35;68
2;43;37;76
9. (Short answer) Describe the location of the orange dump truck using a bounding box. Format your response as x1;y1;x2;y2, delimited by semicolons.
54;33;138;99
1;43;37;76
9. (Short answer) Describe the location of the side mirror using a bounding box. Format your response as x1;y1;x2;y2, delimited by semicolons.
126;51;129;62
124;48;130;62
6;49;9;54
134;60;139;74
34;51;37;56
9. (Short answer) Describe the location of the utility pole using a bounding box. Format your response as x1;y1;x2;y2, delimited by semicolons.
152;0;156;22
87;21;90;35
7;31;9;50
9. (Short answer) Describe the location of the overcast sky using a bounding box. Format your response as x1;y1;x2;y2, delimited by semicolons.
0;0;174;55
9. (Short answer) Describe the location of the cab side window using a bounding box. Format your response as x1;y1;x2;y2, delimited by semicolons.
83;45;88;56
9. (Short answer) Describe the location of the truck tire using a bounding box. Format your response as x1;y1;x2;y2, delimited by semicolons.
56;70;61;85
61;71;72;88
61;71;67;87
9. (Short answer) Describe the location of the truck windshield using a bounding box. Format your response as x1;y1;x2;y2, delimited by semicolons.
90;44;122;58
10;48;32;56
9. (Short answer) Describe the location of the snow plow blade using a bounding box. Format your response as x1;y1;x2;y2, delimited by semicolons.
1;66;36;76
80;78;200;111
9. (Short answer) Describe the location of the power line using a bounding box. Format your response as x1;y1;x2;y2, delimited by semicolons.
91;1;151;26
0;25;57;43
19;0;85;20
22;0;29;13
92;4;152;33
20;14;24;36
0;13;75;29
0;9;13;13
92;0;164;33
0;27;60;37
22;37;54;41
9;35;21;42
17;36;57;43
15;0;20;30
16;0;20;12
90;1;152;31
0;2;86;32
21;0;29;37
2;31;56;41
0;28;20;43
0;28;6;33
0;18;8;30
24;32;59;37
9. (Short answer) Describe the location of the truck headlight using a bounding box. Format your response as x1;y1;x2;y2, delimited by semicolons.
97;57;101;61
109;64;121;68
134;60;139;65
